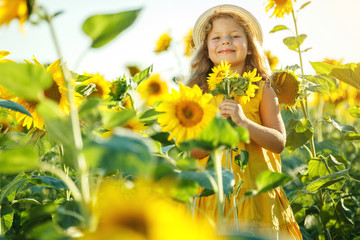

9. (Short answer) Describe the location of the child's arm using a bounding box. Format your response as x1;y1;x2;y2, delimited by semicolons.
218;84;286;153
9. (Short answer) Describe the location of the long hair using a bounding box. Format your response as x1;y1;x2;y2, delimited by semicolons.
187;13;271;92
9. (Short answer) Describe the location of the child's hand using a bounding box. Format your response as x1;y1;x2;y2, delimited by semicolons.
218;99;248;127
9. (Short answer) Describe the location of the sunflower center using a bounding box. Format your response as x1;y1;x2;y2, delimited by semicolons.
44;82;62;103
148;82;161;94
176;102;203;127
274;0;288;6
113;215;148;237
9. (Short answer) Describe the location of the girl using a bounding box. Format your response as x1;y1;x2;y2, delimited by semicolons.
187;4;302;240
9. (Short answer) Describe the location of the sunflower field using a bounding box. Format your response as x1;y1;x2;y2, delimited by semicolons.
0;0;359;240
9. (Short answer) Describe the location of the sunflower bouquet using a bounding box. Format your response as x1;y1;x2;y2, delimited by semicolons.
207;61;262;104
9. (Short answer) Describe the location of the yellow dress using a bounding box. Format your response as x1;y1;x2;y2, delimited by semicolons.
195;81;302;240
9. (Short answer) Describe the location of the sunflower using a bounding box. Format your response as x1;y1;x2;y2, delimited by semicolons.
183;29;195;57
81;73;112;99
0;51;14;63
207;61;232;91
154;32;172;53
81;181;220;240
137;74;169;107
156;83;216;144
264;50;279;71
15;58;82;129
0;0;28;29
237;69;262;104
265;0;295;18
124;119;148;133
0;84;14;100
270;70;300;106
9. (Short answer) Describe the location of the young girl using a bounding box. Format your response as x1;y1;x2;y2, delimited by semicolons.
187;5;302;240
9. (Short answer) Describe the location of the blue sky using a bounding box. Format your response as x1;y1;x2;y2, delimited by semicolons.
1;0;359;81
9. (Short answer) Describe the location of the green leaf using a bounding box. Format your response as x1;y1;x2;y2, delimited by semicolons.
234;126;250;143
283;34;307;51
0;146;38;174
176;157;198;171
84;129;154;176
0;63;52;100
36;100;73;145
285;118;313;152
234;150;249;172
179;168;235;196
102;109;136;129
0;99;32;116
0;205;14;234
306;83;329;95
325;116;357;134
133;65;153;84
75;83;97;97
150;132;174;147
343;132;360;140
308;157;329;179
301;47;312;53
82;9;141;48
269;25;289;33
139;108;162;125
310;62;360;89
308;155;345;179
37;176;68;190
256;171;292;194
199;117;243;149
302;74;338;91
299;1;311;10
336;198;354;225
78;97;101;115
72;72;91;82
11;198;41;206
172;179;199;203
349;105;360;118
0;173;27;204
306;169;348;192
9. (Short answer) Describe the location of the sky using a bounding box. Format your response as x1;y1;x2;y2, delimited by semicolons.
1;0;360;82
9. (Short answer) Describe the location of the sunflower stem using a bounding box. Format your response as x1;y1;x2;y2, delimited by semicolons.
214;148;225;232
45;8;91;227
291;10;316;158
226;150;239;231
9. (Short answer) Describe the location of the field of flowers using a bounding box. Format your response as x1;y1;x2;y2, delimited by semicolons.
0;0;359;239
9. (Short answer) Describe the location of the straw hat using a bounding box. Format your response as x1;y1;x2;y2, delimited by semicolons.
193;4;263;48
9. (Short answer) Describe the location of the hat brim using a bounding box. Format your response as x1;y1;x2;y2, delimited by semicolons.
193;4;263;48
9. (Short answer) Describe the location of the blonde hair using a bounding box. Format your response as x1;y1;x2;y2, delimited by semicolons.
187;13;271;92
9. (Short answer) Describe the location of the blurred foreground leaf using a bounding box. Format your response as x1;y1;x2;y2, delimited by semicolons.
180;117;249;152
83;9;141;48
179;167;235;197
84;129;154;176
310;62;360;89
0;146;38;174
0;63;52;100
256;171;292;194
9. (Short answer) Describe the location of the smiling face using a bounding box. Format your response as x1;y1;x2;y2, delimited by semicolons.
207;17;249;74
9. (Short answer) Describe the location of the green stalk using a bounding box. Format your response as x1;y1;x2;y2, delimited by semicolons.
227;150;239;231
292;9;327;238
44;9;91;227
291;10;316;158
214;149;225;231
